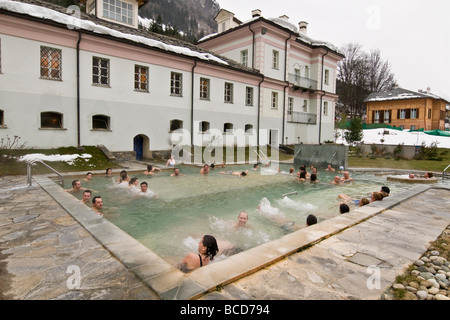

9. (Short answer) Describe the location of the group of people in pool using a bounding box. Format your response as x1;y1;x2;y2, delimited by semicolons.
66;161;392;273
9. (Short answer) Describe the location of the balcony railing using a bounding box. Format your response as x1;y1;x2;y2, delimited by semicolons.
287;111;317;124
288;74;318;90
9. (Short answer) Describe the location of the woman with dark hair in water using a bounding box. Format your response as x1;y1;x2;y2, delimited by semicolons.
180;235;219;272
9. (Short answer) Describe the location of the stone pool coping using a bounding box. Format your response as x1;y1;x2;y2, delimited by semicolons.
33;171;449;300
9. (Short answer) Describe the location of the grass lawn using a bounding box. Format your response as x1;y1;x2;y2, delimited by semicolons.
348;147;450;172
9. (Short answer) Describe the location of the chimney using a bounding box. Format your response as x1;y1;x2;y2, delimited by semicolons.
252;9;261;18
298;21;308;35
427;87;431;94
279;15;289;21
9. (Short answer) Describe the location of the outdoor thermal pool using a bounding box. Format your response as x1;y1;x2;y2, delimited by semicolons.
63;164;426;269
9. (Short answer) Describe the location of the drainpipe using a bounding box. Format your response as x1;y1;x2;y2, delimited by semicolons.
191;60;197;146
257;75;265;146
318;48;329;144
76;31;82;149
248;25;255;68
282;34;292;145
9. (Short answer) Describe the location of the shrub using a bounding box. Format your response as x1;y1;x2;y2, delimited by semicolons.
0;135;27;163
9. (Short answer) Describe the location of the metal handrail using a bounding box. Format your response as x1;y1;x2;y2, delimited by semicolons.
443;164;450;180
27;160;64;186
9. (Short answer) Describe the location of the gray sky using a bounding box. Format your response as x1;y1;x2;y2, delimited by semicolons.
217;0;450;101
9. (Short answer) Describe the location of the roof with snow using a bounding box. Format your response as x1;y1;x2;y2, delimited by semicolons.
199;13;344;57
365;88;450;104
0;0;261;76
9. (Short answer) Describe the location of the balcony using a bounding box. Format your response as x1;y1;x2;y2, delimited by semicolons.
287;111;317;124
288;73;318;91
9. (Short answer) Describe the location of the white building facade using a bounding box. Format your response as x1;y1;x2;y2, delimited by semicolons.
0;0;343;160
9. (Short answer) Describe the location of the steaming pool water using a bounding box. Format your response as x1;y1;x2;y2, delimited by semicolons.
63;164;427;268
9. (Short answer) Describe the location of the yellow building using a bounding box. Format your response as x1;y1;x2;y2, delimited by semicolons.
365;88;449;131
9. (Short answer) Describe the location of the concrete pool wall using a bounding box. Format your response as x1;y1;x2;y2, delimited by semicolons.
31;168;449;300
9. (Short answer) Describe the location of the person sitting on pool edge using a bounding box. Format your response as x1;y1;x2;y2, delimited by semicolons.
179;235;219;272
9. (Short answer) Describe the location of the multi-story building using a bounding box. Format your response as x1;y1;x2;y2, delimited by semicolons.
198;9;345;145
0;0;343;160
365;87;449;131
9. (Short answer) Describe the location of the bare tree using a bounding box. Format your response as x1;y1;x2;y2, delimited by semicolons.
336;43;397;117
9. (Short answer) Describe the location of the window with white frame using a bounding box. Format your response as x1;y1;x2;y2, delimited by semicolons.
170;72;183;96
103;0;134;25
240;50;248;67
399;109;406;119
304;66;309;78
199;121;210;133
223;122;233;134
92;114;110;130
294;68;300;82
134;65;148;92
224;82;233;103
92;57;109;86
288;98;293;115
200;78;210;100
41;112;63;129
384;110;390;123
40;46;62;80
324;69;330;85
323;101;329;115
245;87;253;106
374;110;380;123
411;108;417;119
271;92;278;109
272;50;279;69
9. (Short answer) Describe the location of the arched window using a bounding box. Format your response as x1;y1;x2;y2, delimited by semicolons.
223;122;233;134
40;112;63;129
170;119;183;132
92;114;110;130
245;124;254;133
199;121;210;133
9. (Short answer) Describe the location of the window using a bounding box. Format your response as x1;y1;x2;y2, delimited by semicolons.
170;72;183;96
40;46;61;80
272;50;279;69
399;109;406;119
428;109;432;119
240;50;248;67
245;87;254;106
103;0;133;25
294;68;300;82
40;112;63;129
288;98;293;115
134;65;148;92
223;123;233;134
199;78;209;100
374;110;380;123
304;66;309;78
224;82;233;103
302;100;308;112
411;108;417;119
384;110;391;123
323;101;329;116
411;125;416;131
199;121;210;133
0;109;4;126
92;57;109;86
245;124;253;133
324;69;329;85
92;115;110;130
170;119;183;132
271;92;278;109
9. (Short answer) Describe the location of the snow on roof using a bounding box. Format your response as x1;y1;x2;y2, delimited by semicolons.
365;88;449;103
199;14;342;55
0;0;229;65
